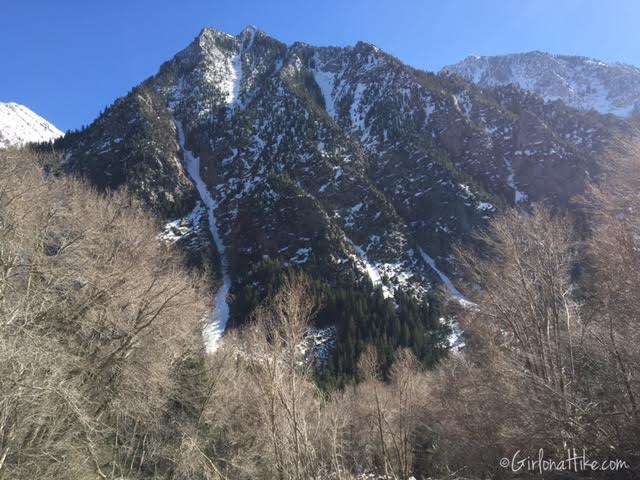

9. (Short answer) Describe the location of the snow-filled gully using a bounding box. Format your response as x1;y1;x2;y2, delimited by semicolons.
175;120;231;352
418;247;472;350
418;247;470;305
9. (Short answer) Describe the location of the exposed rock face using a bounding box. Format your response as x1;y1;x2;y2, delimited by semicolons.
56;28;636;316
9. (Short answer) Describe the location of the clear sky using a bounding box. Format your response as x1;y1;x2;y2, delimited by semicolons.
2;0;639;131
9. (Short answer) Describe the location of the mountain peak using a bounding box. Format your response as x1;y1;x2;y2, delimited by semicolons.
60;29;637;314
444;52;640;116
239;25;259;36
0;102;63;148
195;27;233;43
195;25;264;42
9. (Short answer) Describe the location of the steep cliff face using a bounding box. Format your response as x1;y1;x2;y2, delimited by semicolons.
57;28;635;321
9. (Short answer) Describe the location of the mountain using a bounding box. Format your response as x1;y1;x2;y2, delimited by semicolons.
444;51;640;117
0;102;64;148
54;28;635;352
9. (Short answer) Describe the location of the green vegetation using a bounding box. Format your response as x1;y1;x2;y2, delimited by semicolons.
233;259;450;390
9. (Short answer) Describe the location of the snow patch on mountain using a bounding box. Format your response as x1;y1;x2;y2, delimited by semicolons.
226;53;242;107
419;248;471;350
504;158;528;203
299;326;337;365
442;317;466;350
348;240;391;297
342;235;426;299
0;102;63;148
311;65;338;118
226;26;256;112
418;247;469;305
175;120;231;352
159;201;206;247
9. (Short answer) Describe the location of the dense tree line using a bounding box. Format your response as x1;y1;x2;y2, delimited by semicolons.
233;260;450;389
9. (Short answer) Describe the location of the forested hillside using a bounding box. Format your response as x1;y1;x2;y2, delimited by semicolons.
55;28;635;354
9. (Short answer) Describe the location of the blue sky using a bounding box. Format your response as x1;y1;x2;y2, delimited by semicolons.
2;0;639;131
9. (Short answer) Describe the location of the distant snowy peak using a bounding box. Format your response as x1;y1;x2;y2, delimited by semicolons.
0;102;63;148
444;52;640;117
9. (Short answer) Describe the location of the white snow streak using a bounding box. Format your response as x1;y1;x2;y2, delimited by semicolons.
344;237;393;298
418;247;471;305
227;53;243;107
312;68;338;118
418;247;472;350
175;120;231;352
226;27;256;111
504;158;528;203
353;244;382;286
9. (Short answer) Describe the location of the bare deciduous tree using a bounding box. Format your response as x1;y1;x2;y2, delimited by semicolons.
0;148;208;479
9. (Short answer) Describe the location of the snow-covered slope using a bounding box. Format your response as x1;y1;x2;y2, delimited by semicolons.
0;102;63;148
444;52;640;117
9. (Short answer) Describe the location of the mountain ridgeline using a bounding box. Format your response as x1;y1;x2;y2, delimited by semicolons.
0;102;63;148
53;27;637;370
445;51;640;117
